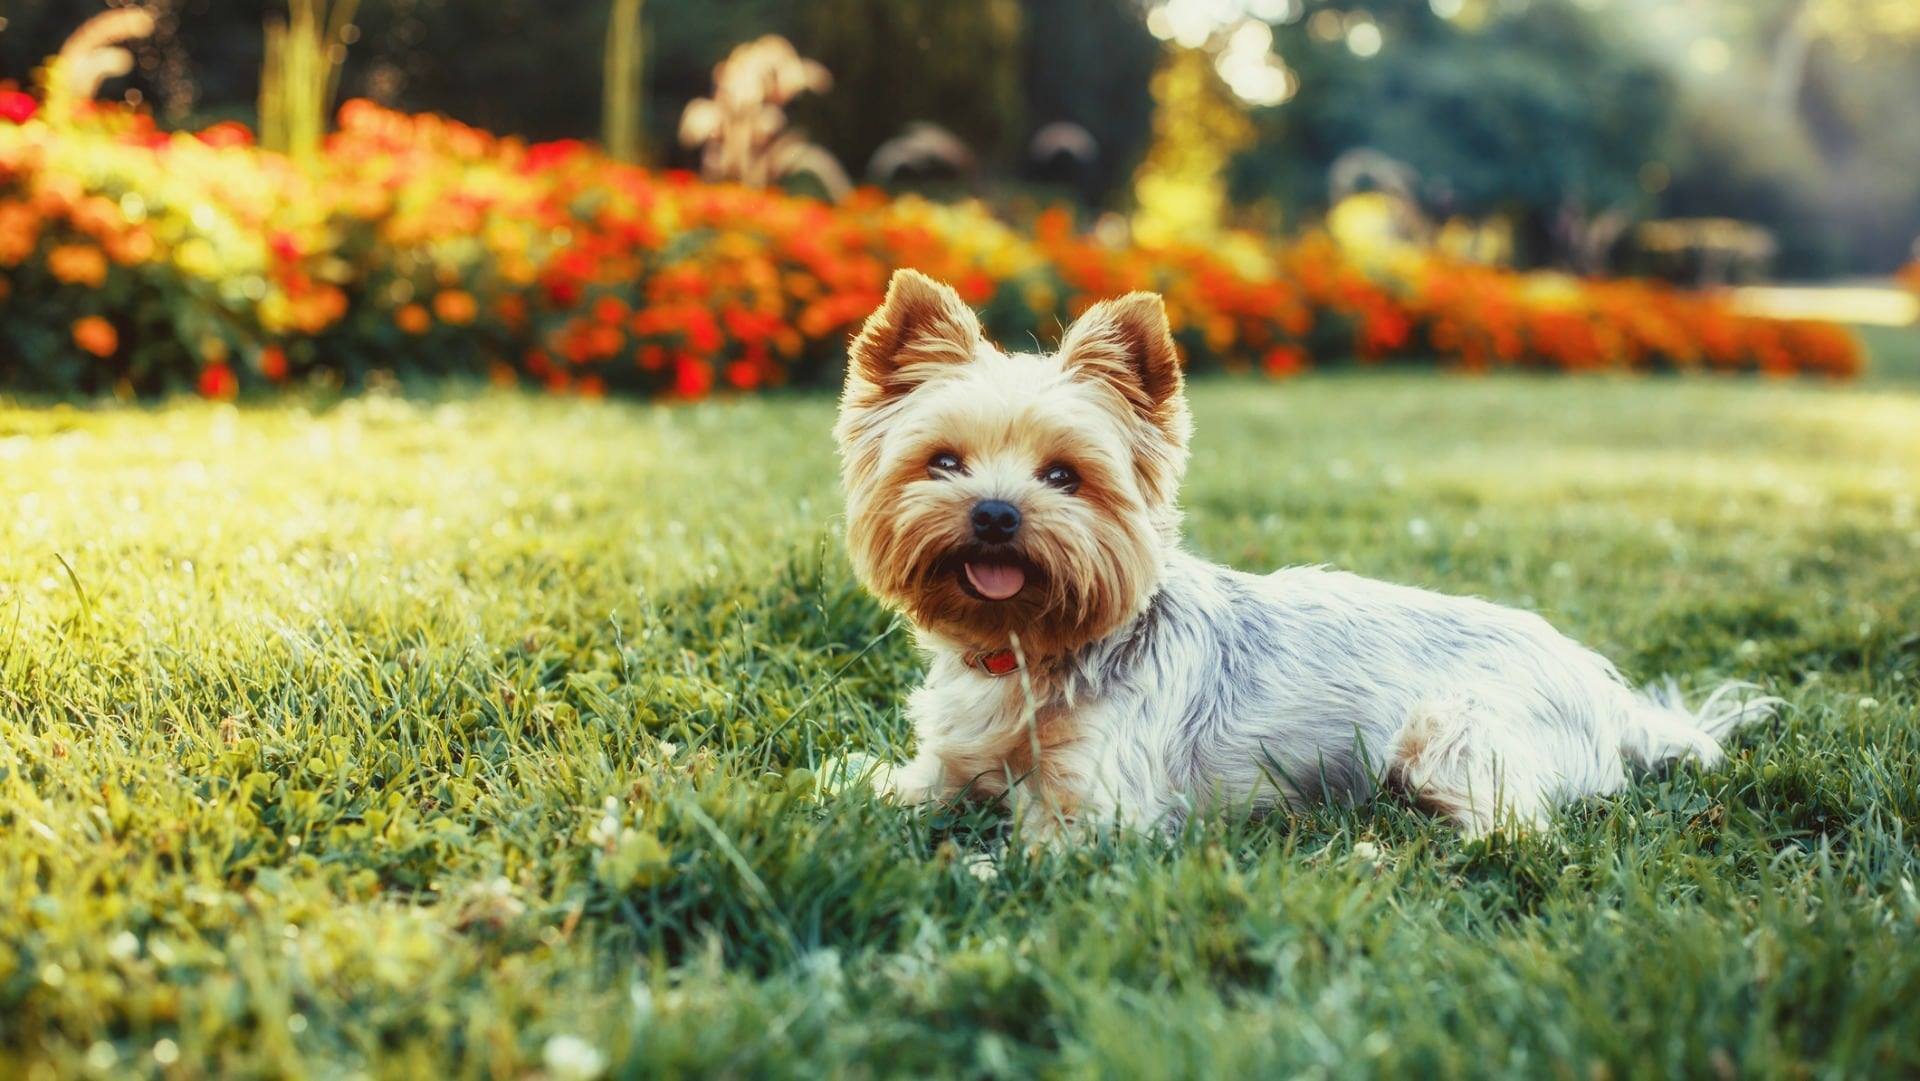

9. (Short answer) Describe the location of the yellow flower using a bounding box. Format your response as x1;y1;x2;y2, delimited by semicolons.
48;244;109;287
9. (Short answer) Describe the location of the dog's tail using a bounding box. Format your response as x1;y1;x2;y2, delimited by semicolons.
1619;679;1781;770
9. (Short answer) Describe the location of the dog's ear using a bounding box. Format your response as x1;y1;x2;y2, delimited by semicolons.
1058;292;1185;431
845;269;982;397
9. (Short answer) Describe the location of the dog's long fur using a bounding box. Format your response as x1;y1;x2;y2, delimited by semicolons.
835;269;1776;838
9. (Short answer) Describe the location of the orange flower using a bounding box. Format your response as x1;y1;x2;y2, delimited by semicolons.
396;303;431;334
433;289;477;325
258;346;289;381
496;294;528;327
0;202;42;266
71;316;117;357
48;244;108;287
102;228;156;266
592;295;629;326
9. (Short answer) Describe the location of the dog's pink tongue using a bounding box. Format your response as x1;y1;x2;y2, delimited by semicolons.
964;561;1026;601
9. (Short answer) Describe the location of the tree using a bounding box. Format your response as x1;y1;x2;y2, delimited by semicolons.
1021;0;1160;206
788;0;1023;177
1230;0;1677;264
602;0;645;162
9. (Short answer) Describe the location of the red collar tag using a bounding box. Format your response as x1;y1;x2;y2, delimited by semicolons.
969;648;1020;677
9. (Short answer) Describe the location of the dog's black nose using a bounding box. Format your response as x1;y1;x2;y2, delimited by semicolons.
970;500;1021;544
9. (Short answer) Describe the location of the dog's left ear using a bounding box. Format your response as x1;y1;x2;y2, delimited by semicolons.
1058;292;1186;432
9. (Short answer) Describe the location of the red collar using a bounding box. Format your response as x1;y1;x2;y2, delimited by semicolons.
965;648;1020;677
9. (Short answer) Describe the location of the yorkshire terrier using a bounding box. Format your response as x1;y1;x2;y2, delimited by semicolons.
831;269;1775;839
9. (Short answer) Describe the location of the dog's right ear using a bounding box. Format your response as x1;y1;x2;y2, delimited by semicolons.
844;270;982;397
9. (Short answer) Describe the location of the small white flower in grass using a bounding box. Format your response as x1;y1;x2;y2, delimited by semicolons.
1350;841;1382;866
1406;518;1431;541
153;1039;180;1066
964;851;1000;883
1858;697;1880;711
107;931;140;962
543;1034;607;1081
85;1041;117;1071
1738;640;1760;657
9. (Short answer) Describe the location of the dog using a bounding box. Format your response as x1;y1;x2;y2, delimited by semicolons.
831;269;1776;840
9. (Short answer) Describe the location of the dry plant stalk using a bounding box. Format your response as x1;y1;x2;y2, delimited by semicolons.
678;35;850;200
43;7;158;122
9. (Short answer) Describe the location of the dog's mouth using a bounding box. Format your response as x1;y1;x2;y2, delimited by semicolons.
943;550;1039;602
963;561;1026;601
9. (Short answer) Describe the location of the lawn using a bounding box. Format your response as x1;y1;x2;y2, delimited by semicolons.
3;370;1918;1078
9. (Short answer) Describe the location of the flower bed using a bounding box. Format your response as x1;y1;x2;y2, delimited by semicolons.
0;94;1863;399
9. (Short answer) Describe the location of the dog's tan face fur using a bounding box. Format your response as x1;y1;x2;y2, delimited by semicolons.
835;270;1192;656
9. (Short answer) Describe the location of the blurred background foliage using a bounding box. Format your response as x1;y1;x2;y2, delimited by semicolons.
1;0;1916;277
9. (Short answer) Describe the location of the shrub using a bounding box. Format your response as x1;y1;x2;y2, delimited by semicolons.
0;96;1862;400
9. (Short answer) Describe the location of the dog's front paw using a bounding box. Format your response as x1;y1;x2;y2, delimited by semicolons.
818;751;946;804
816;752;890;798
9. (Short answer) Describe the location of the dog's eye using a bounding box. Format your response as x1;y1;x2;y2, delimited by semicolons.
928;452;964;477
1040;464;1080;492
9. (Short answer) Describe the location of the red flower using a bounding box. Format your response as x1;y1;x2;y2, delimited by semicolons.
1361;308;1412;356
1262;346;1308;379
259;346;289;382
198;364;239;400
269;231;302;263
681;309;723;353
725;360;762;390
671;355;713;399
0;90;36;125
522;139;587;173
195;121;254;148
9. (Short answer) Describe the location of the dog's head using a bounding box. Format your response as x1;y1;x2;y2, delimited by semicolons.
834;269;1191;655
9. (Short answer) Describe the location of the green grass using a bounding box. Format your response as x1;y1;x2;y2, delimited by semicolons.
3;373;1918;1079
